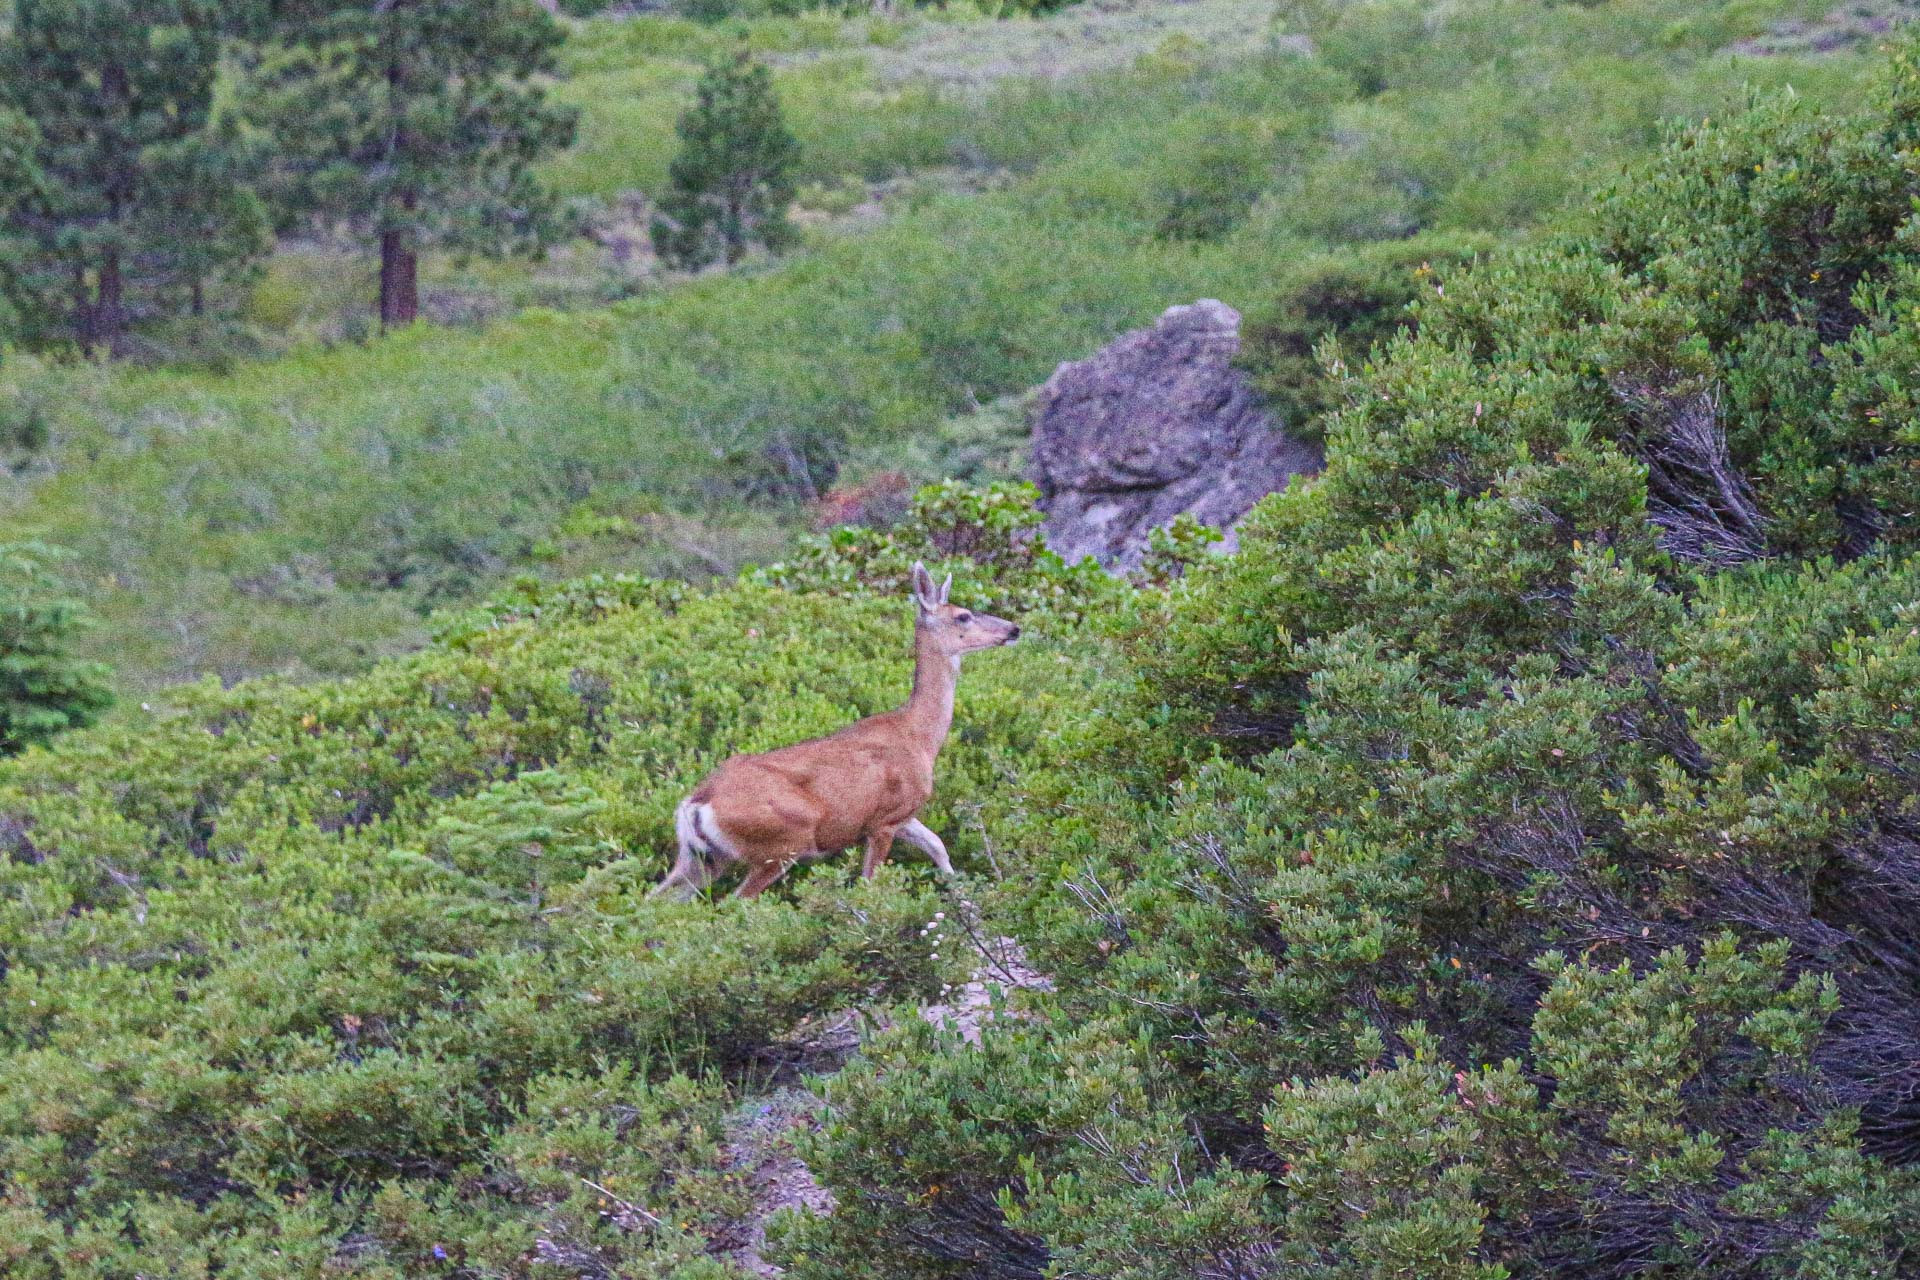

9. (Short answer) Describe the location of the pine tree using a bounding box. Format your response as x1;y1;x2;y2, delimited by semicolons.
0;543;113;754
0;111;48;347
0;0;267;354
652;50;800;272
244;0;579;330
145;124;274;320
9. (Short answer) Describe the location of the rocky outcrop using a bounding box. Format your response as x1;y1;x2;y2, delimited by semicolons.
1031;299;1322;569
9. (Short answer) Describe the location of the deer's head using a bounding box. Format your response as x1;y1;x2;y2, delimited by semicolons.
911;562;1021;655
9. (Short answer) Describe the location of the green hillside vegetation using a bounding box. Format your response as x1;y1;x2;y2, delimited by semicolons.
9;37;1920;1274
0;0;1882;696
0;491;1129;1277
791;41;1920;1279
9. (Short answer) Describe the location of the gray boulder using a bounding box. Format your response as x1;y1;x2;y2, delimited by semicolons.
1031;298;1322;570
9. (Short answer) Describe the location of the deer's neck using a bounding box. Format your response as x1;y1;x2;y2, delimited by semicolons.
904;626;959;756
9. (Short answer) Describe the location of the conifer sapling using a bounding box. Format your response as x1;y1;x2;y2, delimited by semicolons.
652;49;800;272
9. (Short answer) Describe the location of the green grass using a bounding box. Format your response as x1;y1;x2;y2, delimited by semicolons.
0;0;1887;697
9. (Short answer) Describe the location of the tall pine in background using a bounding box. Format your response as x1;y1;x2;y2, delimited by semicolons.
0;111;48;346
244;0;578;330
0;0;268;354
652;50;799;271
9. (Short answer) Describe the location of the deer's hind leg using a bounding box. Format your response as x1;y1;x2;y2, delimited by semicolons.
649;856;705;902
734;849;809;899
860;825;899;879
652;798;740;900
729;829;812;900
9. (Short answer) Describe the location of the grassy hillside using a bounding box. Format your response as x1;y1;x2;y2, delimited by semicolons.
0;0;1881;697
8;29;1920;1276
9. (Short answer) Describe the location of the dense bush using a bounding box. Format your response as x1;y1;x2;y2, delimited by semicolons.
757;479;1125;621
0;493;1125;1275
769;40;1920;1280
1237;230;1494;436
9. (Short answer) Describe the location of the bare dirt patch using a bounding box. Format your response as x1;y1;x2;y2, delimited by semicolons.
775;0;1301;91
1730;0;1917;55
717;1083;840;1278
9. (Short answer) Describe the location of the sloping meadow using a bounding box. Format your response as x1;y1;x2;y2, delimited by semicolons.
10;8;1920;1278
1;0;1879;696
0;568;1118;1277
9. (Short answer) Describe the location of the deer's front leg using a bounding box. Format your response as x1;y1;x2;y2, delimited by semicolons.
861;826;897;879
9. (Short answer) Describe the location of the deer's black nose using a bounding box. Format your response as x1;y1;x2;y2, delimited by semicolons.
1009;624;1022;641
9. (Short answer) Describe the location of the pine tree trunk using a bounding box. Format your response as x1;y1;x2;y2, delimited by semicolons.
725;188;748;265
73;265;97;356
79;249;126;357
379;222;418;330
90;61;132;356
97;248;124;349
378;43;419;332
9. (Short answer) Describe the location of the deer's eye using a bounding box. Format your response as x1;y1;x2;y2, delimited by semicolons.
955;611;973;623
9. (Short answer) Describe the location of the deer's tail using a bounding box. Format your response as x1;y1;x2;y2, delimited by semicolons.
651;797;735;901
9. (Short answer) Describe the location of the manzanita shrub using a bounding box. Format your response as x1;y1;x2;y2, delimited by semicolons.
0;499;1132;1278
755;479;1127;624
771;40;1920;1280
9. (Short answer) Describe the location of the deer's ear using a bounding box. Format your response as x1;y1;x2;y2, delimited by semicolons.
938;573;952;605
910;562;936;609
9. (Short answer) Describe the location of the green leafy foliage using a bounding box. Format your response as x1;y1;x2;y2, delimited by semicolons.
1137;513;1225;590
757;479;1125;623
0;506;1121;1273
1238;230;1495;437
779;38;1920;1280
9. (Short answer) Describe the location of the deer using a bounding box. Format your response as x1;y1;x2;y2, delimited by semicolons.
651;563;1022;901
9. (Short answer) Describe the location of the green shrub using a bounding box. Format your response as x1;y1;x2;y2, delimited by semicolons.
0;527;1128;1272
1238;230;1495;436
1137;513;1225;589
1310;0;1435;97
1150;111;1272;243
779;38;1920;1280
758;479;1128;624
